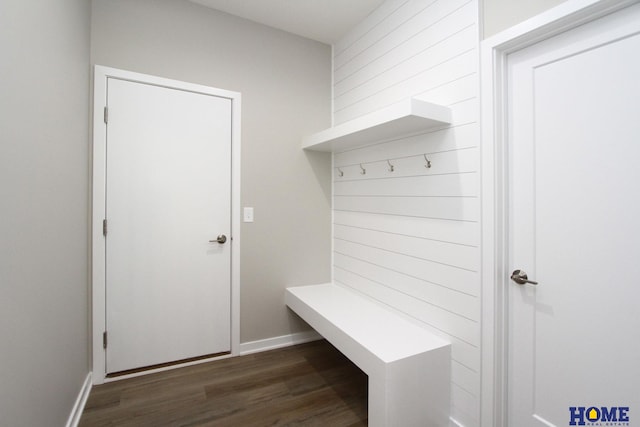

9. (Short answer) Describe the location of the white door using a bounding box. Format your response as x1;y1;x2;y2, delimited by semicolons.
105;77;231;374
507;4;640;426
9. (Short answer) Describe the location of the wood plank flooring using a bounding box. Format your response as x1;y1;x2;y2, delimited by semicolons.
80;340;368;426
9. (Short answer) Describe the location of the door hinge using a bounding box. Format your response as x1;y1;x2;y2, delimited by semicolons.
102;219;107;236
103;106;108;124
103;331;108;349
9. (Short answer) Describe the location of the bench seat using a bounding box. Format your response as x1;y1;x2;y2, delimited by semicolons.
285;283;451;427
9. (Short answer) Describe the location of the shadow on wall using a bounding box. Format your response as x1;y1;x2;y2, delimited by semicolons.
304;150;332;204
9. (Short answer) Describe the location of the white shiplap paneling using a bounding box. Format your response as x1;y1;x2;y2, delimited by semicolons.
334;2;476;97
334;169;479;198
334;238;478;296
331;0;480;425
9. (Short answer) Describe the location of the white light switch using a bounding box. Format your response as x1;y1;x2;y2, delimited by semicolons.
243;207;254;223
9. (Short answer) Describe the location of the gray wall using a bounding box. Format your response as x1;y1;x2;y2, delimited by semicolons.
91;0;332;343
0;1;91;426
482;0;568;38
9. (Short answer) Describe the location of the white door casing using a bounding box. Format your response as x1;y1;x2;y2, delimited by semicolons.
92;66;241;383
481;1;640;426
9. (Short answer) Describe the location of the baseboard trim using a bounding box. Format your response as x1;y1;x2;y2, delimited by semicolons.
66;372;92;427
239;330;322;356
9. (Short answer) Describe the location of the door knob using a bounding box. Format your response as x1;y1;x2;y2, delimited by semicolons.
210;235;227;244
511;269;538;285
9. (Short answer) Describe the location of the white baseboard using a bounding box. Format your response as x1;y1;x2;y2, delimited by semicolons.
66;372;92;427
239;330;322;356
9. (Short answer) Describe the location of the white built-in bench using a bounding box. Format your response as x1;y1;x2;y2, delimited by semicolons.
285;283;451;427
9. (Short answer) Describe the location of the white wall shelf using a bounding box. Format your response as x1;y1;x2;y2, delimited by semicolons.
302;98;451;152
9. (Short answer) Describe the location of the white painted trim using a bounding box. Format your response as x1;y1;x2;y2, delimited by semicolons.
477;0;485;40
239;330;323;356
92;66;107;385
91;65;242;384
230;84;242;360
330;43;336;283
479;1;638;426
65;373;92;427
331;152;335;283
331;43;335;128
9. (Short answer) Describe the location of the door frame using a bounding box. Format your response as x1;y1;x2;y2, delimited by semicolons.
91;65;242;384
479;0;638;425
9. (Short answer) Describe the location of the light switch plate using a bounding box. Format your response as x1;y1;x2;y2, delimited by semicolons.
243;207;254;223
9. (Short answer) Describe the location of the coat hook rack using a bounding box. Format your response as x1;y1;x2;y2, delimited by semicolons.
387;159;394;172
424;154;432;169
359;164;366;175
337;167;344;177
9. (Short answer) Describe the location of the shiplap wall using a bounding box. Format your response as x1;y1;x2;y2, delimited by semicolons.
331;0;480;425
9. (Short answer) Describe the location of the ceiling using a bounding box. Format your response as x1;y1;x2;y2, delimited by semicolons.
189;0;387;45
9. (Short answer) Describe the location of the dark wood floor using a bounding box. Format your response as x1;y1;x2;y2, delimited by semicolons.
80;340;368;426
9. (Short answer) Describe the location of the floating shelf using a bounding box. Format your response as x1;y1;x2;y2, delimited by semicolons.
302;98;451;152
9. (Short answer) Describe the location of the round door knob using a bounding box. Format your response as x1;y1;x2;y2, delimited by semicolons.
209;235;227;244
511;269;538;285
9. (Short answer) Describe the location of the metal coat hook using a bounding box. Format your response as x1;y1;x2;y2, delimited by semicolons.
387;159;394;172
337;167;344;177
424;154;432;169
359;164;366;175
